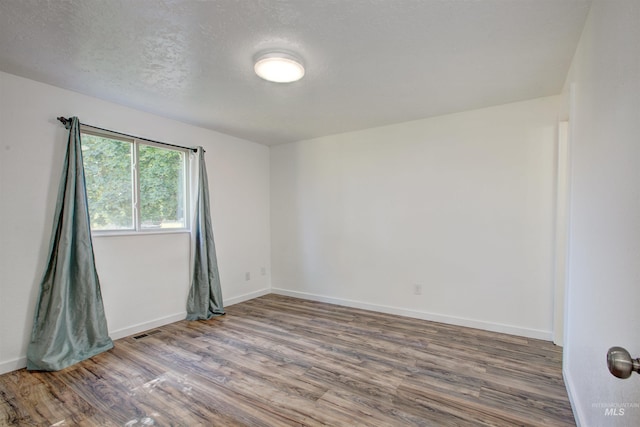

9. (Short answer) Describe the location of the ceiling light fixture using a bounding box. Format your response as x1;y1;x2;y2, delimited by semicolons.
254;51;305;83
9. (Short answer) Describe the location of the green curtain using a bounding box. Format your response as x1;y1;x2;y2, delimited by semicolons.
27;117;113;371
186;147;225;320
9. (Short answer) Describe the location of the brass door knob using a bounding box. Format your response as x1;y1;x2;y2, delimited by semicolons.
607;346;640;379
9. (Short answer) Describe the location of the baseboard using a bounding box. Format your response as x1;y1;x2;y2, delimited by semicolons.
0;356;27;375
110;288;270;340
0;289;271;375
109;312;187;341
1;286;552;375
563;367;585;427
0;313;188;374
271;288;553;341
1;313;188;374
111;288;270;340
225;288;271;307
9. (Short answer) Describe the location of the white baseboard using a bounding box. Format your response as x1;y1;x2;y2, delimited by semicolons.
0;289;271;375
0;313;188;374
1;287;552;375
109;312;187;341
111;288;271;341
563;367;585;427
110;288;270;340
1;313;189;374
0;356;27;375
271;288;553;341
225;288;271;307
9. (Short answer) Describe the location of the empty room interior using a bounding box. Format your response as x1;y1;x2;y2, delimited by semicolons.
1;0;639;426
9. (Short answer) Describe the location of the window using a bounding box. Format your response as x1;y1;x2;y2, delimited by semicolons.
81;129;188;233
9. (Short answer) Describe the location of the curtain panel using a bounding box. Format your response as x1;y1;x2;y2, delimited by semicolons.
27;117;113;371
186;147;225;320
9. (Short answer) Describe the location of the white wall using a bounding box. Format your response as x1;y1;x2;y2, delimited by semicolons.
0;72;271;374
271;96;559;339
562;1;640;425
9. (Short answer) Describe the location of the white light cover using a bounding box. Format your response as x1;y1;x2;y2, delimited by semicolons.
254;52;305;83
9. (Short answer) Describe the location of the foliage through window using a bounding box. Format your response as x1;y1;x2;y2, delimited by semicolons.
81;130;187;232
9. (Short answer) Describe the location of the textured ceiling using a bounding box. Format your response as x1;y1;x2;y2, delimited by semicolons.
0;0;590;145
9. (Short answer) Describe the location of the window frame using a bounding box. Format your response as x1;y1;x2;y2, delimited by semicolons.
80;126;190;236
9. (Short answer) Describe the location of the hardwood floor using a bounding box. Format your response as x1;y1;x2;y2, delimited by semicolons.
0;294;574;426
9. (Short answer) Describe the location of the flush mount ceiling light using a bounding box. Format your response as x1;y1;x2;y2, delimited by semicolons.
254;51;305;83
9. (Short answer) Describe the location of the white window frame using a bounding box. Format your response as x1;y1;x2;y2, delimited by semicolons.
81;126;190;236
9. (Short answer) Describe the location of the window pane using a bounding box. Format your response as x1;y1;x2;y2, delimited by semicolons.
81;134;134;230
138;144;186;229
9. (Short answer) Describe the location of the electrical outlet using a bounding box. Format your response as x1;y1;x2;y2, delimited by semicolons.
245;272;250;281
261;267;266;276
413;284;422;295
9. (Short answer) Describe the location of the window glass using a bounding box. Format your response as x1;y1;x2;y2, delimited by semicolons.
81;133;134;230
139;144;186;229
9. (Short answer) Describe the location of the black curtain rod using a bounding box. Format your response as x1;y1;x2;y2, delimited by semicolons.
57;116;198;153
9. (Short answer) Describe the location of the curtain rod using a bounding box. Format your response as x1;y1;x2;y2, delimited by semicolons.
57;117;199;153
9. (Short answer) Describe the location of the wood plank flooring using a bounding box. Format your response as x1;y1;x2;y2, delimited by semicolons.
0;294;575;426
